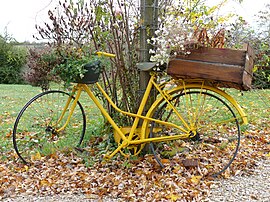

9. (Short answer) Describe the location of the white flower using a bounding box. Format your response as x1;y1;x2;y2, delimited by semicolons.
149;49;155;54
155;30;160;35
147;1;200;64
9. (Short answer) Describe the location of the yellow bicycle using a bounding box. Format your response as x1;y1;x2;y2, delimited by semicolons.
13;52;247;176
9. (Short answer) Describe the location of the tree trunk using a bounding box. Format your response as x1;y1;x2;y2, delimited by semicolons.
139;0;158;111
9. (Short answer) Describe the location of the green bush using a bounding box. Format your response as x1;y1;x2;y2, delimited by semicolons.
0;36;27;84
253;68;270;89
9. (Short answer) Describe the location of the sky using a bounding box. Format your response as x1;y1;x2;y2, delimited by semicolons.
0;0;57;42
0;0;269;42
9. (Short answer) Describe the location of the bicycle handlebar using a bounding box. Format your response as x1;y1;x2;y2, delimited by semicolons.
96;51;116;58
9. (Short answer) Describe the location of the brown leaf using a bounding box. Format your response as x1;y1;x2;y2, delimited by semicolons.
5;130;12;138
182;159;199;168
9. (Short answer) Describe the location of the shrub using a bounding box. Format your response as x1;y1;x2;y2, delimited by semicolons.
23;47;60;91
0;36;27;84
253;68;270;89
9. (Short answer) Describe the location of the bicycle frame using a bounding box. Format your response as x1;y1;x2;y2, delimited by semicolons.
55;70;248;159
55;72;192;158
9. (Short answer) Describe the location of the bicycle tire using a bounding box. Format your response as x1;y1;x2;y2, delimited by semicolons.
149;90;240;177
13;90;86;164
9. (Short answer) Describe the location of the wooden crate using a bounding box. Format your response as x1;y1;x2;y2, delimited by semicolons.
167;44;255;90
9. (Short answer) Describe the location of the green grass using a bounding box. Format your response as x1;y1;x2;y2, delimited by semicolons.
226;88;270;125
0;85;42;153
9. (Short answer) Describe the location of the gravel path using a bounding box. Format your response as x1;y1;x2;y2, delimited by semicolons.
206;159;270;202
3;159;270;202
3;195;96;202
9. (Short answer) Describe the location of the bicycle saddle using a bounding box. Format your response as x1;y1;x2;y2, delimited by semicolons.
136;62;157;71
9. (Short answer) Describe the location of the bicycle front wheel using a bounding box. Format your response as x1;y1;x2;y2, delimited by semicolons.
13;90;86;164
149;90;240;177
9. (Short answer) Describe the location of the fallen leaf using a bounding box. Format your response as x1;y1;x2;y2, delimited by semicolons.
182;159;199;168
189;175;203;185
5;130;12;138
166;194;180;201
160;159;170;164
31;151;41;161
24;165;29;172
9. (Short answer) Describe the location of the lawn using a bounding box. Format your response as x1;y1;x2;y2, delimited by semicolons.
1;85;43;155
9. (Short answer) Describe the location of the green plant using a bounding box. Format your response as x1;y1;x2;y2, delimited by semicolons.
253;68;270;89
0;34;27;84
225;5;270;88
34;0;141;124
53;53;101;86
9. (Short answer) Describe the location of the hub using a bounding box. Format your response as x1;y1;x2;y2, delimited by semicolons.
189;131;202;142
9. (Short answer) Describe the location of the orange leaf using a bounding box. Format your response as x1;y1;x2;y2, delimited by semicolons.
40;179;51;186
160;159;170;164
5;130;12;138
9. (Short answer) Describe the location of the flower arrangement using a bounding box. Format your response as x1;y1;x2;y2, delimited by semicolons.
148;14;195;66
148;1;233;66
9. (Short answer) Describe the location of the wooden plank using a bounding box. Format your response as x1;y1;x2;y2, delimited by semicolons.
242;46;254;89
242;70;252;90
168;59;243;83
175;47;246;66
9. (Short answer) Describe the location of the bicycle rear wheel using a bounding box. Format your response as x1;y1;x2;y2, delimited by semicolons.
13;90;86;164
149;90;240;176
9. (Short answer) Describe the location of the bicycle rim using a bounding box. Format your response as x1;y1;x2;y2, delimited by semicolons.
150;90;240;177
12;90;86;164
